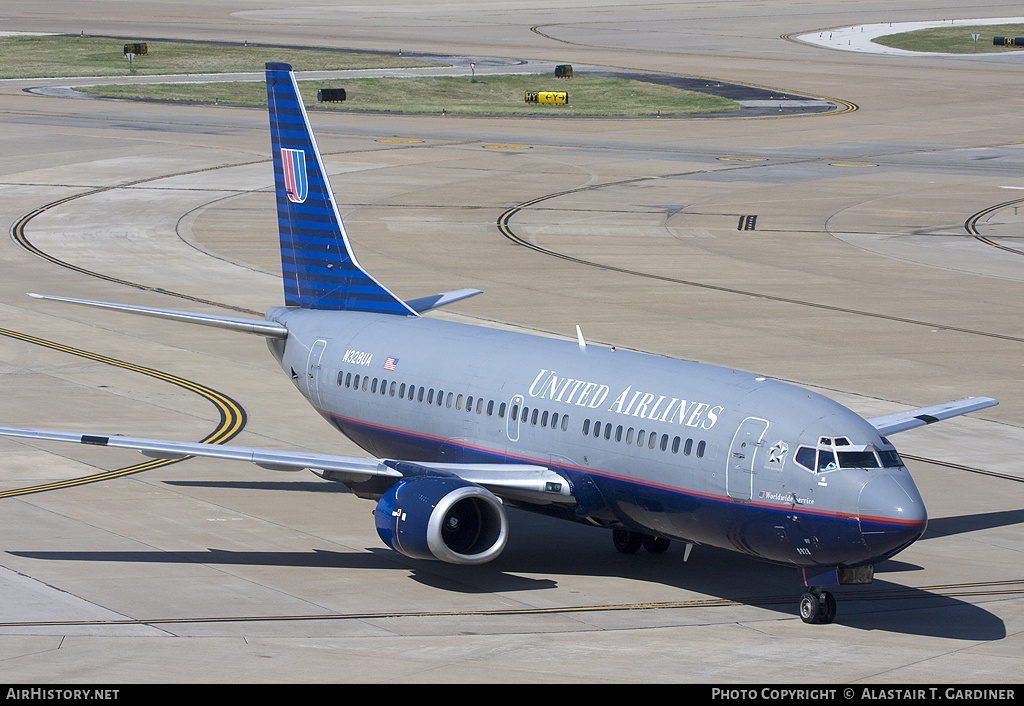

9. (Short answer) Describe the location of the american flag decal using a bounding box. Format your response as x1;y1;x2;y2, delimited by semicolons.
383;357;398;371
281;148;308;203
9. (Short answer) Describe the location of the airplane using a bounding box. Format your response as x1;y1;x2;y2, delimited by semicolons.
0;62;999;624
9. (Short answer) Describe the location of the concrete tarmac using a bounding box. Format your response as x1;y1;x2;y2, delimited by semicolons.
0;0;1022;683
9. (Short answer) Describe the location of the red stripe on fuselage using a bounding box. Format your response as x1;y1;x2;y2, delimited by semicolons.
324;410;920;529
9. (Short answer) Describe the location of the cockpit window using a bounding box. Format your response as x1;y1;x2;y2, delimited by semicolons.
878;450;904;468
837;451;880;468
796;440;902;472
796;446;816;470
817;449;838;471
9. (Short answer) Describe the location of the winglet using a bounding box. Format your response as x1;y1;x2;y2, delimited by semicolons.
265;62;418;315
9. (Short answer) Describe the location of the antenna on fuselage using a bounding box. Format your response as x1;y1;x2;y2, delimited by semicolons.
576;325;586;351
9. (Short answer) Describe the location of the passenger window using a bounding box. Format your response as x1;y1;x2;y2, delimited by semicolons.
371;378;378;393
399;383;406;398
498;402;506;418
541;410;549;427
648;433;657;450
660;434;668;451
615;425;623;442
561;415;569;431
637;430;645;447
389;381;396;397
487;400;494;416
625;427;634;444
464;395;471;411
521;406;529;423
476;398;483;414
456;394;463;410
684;438;693;455
362;376;369;392
354;374;361;390
582;419;590;435
604;424;612;440
446;392;453;408
671;436;680;453
531;408;539;425
418;387;424;403
696;440;706;458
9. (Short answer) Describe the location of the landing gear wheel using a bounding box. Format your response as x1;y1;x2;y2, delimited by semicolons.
799;589;837;624
612;529;642;554
641;535;671;553
799;592;820;624
821;591;837;624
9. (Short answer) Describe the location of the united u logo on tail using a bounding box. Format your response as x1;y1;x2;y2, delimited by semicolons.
280;148;308;203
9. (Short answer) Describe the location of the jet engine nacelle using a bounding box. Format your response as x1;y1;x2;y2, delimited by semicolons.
374;477;508;565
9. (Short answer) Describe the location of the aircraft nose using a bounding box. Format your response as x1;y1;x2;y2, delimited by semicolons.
858;474;928;557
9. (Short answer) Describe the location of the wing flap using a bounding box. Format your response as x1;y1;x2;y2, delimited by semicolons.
867;396;998;436
382;460;576;505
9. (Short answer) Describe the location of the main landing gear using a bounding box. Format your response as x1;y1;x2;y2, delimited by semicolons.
612;529;671;554
799;588;837;624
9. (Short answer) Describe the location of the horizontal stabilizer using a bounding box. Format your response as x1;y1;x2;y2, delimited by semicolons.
867;396;998;436
27;294;288;338
405;288;483;313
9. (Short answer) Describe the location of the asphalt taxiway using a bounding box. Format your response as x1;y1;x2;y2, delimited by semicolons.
0;0;1022;683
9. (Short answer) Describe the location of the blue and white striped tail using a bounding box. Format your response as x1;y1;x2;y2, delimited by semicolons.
265;62;417;315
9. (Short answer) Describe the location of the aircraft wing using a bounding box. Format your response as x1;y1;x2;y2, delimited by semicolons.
0;426;575;505
866;396;998;436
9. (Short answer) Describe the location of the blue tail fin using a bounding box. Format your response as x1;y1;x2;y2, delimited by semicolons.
265;62;417;315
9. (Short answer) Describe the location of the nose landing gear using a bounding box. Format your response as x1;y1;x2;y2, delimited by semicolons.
799;588;837;624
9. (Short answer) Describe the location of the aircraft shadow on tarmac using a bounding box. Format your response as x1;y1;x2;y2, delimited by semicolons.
923;508;1024;539
8;502;1013;640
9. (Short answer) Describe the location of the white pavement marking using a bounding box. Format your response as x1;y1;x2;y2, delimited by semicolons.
795;17;1024;56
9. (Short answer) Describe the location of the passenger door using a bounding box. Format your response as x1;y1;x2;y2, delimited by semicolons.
727;417;769;501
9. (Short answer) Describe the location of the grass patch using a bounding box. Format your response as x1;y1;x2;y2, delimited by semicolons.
872;23;1024;53
79;74;739;117
0;35;437;79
